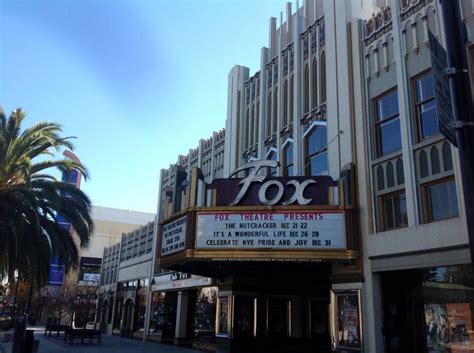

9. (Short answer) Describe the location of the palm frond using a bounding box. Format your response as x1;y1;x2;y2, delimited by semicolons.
0;108;93;288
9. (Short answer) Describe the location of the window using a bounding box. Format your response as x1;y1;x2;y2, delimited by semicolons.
374;90;402;157
289;75;294;124
255;100;260;143
424;178;458;222
283;80;288;127
304;64;309;113
305;126;328;176
312;58;318;108
380;192;408;230
267;92;272;137
250;105;254;146
245;108;249;149
273;87;278;133
283;143;294;176
414;72;438;141
320;52;326;103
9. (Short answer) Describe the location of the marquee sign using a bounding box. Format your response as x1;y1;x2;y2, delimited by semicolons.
208;160;337;207
152;272;213;291
161;215;187;255
195;211;346;250
158;161;359;269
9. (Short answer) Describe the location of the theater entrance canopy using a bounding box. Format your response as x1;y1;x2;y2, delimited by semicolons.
157;161;359;277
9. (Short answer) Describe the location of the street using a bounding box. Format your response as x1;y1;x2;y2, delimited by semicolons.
0;327;203;353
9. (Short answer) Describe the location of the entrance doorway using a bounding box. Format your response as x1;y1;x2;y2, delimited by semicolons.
215;263;332;353
121;299;134;338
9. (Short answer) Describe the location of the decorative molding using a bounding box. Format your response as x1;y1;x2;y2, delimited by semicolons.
273;59;278;84
364;6;392;46
400;0;433;21
289;44;294;72
303;33;309;60
311;24;317;54
301;17;325;62
301;103;327;131
319;18;325;48
282;50;288;76
279;125;293;141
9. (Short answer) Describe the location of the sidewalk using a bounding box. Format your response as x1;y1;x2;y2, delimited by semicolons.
0;327;203;353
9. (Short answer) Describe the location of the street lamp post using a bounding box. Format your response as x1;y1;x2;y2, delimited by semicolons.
440;0;474;268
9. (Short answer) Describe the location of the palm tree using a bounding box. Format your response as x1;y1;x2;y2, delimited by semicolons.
0;108;93;289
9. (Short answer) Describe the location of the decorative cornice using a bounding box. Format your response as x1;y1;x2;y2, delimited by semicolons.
400;0;433;21
364;6;392;45
301;103;327;128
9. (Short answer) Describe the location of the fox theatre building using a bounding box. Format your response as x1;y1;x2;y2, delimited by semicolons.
158;161;363;353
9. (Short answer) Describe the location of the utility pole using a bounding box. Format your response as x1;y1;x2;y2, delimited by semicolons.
440;0;474;266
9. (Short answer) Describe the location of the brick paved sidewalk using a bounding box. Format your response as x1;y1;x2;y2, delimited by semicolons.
0;327;203;353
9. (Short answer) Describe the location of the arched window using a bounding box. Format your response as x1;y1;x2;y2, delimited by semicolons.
442;142;453;171
250;104;255;146
267;92;272;137
312;58;318;108
320;52;326;103
396;158;404;185
245;107;249;148
283;80;288;127
430;146;440;175
377;165;385;191
305;126;328;176
304;64;310;113
273;87;278;133
386;162;394;188
289;75;294;124
255;100;260;144
283;143;294;176
419;150;428;178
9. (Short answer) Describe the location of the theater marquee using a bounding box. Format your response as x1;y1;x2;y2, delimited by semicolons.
195;211;345;250
158;160;359;268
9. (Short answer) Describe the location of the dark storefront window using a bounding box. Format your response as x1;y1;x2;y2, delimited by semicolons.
267;298;289;338
149;292;166;336
382;265;474;353
234;296;255;338
148;291;177;341
133;286;148;337
194;287;217;343
113;292;124;334
310;300;329;337
217;296;229;336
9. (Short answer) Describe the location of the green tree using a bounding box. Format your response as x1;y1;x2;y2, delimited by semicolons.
0;108;93;289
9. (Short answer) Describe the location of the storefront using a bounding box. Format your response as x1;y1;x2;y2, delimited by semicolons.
111;278;149;339
147;271;216;350
381;264;474;353
157;162;362;353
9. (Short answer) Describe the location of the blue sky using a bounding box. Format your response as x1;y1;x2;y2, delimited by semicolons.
0;0;290;213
